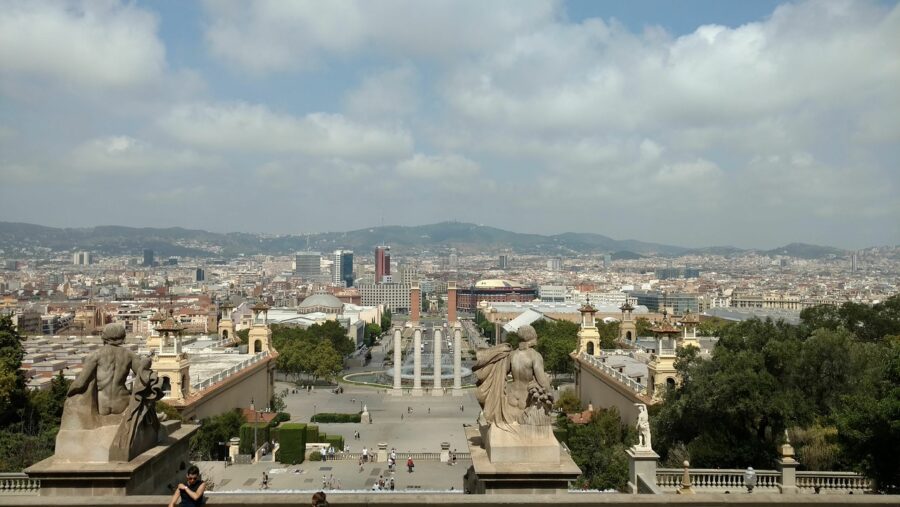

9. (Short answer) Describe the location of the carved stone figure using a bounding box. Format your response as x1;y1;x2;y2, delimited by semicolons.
472;325;560;463
55;324;163;462
474;325;554;429
634;403;652;450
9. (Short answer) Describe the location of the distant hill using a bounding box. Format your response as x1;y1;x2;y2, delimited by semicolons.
0;221;851;259
762;242;846;259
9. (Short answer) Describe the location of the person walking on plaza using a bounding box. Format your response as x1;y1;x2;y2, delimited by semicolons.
362;446;368;463
358;455;364;472
261;471;269;489
407;456;415;473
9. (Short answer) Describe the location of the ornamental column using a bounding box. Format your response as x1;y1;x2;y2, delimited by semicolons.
452;326;463;396
392;327;402;396
432;327;443;396
412;327;423;396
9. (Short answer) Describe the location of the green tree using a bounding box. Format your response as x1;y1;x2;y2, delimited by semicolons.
559;407;634;491
308;320;354;357
533;320;578;375
190;410;245;461
653;319;809;468
596;320;619;349
380;308;392;331
554;389;582;413
0;316;26;427
235;328;249;346
365;323;382;347
635;317;653;338
833;337;900;492
310;342;343;381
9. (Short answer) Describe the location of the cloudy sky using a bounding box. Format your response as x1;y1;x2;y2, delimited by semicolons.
1;0;898;249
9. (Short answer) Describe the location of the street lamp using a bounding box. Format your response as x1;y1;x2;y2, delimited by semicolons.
313;404;317;420
744;467;757;493
251;397;258;462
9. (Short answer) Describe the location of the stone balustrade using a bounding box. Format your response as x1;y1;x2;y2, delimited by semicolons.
796;471;873;494
656;468;871;495
0;493;897;506
0;474;40;496
579;353;647;395
190;351;269;392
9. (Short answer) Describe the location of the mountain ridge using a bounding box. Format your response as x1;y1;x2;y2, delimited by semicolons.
0;220;851;259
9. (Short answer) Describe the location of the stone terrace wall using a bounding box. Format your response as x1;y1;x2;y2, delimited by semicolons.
1;493;898;507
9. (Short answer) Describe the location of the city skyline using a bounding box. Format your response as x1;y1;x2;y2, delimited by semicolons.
1;0;899;250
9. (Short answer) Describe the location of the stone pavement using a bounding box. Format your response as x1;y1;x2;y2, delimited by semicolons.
198;457;470;492
280;379;481;454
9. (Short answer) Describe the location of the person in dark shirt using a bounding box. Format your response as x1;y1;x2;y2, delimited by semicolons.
168;465;206;507
312;491;329;507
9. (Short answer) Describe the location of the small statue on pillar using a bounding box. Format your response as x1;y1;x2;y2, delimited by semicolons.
634;403;653;451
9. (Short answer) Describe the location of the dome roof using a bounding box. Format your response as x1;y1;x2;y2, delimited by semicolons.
299;293;344;310
474;279;524;289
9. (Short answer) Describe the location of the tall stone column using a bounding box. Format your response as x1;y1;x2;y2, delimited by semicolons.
412;327;423;396
452;326;463;396
391;327;402;396
410;282;421;326
432;328;442;396
447;281;457;326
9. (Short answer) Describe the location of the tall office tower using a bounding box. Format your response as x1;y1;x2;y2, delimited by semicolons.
332;250;355;287
603;253;611;269
547;257;562;271
448;250;458;269
72;251;94;265
294;252;321;277
851;252;858;272
375;246;391;283
498;254;509;269
195;268;205;282
142;249;154;267
340;250;354;287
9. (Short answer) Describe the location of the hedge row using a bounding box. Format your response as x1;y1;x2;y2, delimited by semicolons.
278;423;307;464
310;412;361;423
239;422;271;455
306;424;319;444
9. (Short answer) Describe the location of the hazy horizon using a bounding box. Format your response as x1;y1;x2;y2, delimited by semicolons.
1;1;898;250
4;218;894;252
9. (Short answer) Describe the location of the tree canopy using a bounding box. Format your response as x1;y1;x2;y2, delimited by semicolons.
652;295;900;492
533;319;579;375
271;323;348;382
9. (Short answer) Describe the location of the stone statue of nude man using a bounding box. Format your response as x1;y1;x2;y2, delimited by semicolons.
67;323;150;416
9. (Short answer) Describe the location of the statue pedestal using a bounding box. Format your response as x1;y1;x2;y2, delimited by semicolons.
626;447;660;494
464;426;580;494
26;421;198;497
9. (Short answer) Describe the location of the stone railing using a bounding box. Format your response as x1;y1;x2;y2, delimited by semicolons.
0;473;40;496
1;493;899;506
580;353;647;395
190;351;269;392
657;468;780;492
796;471;872;494
656;468;871;494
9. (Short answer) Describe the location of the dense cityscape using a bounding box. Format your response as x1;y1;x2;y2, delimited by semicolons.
1;0;898;505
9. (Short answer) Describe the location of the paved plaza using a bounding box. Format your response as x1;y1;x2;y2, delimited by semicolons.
198;331;484;492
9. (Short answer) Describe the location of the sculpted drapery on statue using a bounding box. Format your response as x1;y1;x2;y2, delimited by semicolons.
473;325;554;429
56;323;164;463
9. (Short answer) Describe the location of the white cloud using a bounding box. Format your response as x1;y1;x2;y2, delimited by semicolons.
202;0;557;73
159;102;414;160
0;0;166;89
396;154;480;180
70;136;219;174
344;64;421;119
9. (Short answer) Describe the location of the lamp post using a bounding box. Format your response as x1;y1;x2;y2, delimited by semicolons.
313;404;317;420
251;397;258;462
